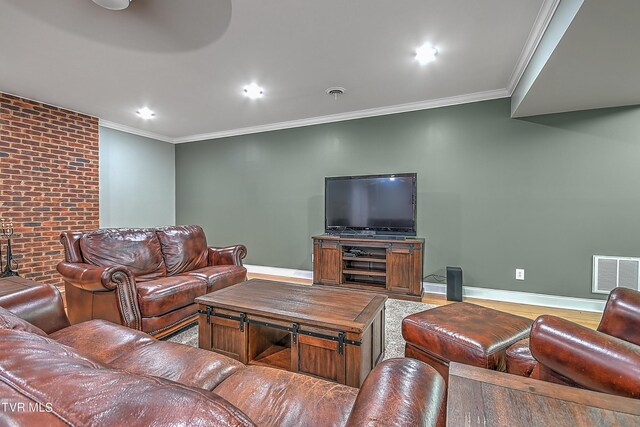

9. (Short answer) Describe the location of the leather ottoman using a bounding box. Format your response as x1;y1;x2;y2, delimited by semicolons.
402;302;532;381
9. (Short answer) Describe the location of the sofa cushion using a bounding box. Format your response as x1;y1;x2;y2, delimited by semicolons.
110;340;245;390
51;319;244;390
505;338;537;377
136;275;208;317
214;365;358;427
0;306;47;336
183;265;247;292
156;225;209;276
80;228;167;281
50;319;155;364
0;329;255;427
141;303;199;335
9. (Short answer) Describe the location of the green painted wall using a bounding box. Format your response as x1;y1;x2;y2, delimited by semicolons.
175;98;640;300
100;127;175;228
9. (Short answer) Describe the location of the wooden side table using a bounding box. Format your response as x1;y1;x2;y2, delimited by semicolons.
447;362;640;426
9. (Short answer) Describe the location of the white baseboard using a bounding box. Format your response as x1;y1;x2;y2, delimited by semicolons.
245;264;313;280
461;286;605;313
422;282;447;294
245;264;606;313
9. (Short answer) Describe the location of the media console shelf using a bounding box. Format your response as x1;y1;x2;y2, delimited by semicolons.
312;235;424;301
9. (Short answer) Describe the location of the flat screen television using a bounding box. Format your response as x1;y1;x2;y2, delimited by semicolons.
325;173;417;236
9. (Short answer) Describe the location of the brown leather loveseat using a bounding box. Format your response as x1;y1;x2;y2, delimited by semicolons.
57;225;247;337
0;285;446;426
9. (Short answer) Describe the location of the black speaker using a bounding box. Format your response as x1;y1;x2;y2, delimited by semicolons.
446;266;463;302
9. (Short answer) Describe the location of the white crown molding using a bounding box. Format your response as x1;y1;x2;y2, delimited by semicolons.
245;264;606;313
172;88;510;143
98;119;175;143
506;0;561;95
94;89;508;144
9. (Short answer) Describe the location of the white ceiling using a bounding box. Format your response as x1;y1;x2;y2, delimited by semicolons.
512;0;640;117
0;0;547;142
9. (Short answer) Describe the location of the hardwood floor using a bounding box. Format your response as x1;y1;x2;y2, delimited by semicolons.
247;273;603;330
248;273;312;285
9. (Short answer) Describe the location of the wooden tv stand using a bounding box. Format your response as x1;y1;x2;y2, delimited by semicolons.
312;235;424;301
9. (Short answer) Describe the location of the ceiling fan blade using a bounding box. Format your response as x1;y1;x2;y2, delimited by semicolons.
91;0;131;11
4;0;232;53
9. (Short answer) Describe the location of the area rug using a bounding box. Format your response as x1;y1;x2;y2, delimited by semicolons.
166;299;435;360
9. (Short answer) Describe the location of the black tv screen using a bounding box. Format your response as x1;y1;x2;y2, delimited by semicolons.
325;173;417;235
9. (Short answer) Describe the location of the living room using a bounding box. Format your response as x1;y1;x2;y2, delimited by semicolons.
1;0;639;426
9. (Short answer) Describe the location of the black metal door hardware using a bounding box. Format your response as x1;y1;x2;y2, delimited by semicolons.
197;307;361;354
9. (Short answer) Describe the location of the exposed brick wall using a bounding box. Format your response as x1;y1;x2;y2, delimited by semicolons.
0;93;99;286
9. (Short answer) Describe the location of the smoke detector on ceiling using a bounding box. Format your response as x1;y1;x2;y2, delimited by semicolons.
92;0;131;10
326;87;346;100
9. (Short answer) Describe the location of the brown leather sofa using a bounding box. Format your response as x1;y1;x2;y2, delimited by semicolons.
0;284;446;426
57;225;247;337
506;287;640;399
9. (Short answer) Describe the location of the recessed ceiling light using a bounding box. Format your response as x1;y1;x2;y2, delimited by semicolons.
243;83;264;99
136;107;155;120
415;43;438;65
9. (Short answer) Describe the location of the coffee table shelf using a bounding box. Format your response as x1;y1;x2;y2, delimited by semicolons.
251;344;291;371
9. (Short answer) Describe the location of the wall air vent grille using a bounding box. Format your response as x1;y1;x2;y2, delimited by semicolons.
592;255;640;294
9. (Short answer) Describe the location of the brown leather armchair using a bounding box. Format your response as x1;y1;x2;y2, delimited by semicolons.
57;225;247;337
506;287;640;399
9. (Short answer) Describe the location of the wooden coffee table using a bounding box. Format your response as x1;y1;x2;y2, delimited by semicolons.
195;279;387;387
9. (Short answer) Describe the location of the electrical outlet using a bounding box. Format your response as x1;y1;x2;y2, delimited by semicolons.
311;254;314;262
515;269;525;281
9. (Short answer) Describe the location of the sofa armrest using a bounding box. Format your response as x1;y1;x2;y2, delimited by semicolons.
597;287;640;346
345;358;445;427
57;262;142;330
530;315;640;399
208;245;247;267
0;282;70;334
57;262;130;292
